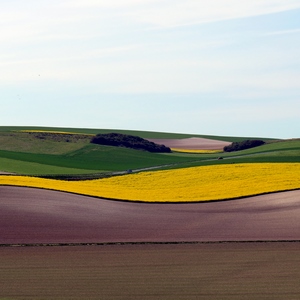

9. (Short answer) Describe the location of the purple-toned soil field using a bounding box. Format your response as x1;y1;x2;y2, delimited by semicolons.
1;186;300;244
1;186;300;299
148;137;231;150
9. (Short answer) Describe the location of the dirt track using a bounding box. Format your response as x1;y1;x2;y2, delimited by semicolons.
1;186;299;244
0;171;14;174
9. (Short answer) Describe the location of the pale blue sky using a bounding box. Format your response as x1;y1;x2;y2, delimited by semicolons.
1;0;300;138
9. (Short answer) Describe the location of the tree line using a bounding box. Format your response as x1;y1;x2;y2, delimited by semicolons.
91;133;171;153
223;139;265;152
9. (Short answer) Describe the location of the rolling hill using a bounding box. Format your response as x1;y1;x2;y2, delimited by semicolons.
1;126;299;300
0;126;297;177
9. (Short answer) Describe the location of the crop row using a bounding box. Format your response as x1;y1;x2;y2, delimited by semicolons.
1;163;299;202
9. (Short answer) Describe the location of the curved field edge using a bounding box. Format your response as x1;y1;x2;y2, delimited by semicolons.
1;163;299;202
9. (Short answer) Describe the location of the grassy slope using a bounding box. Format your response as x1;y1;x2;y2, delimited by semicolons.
0;157;101;175
0;131;89;154
0;146;199;175
0;126;298;176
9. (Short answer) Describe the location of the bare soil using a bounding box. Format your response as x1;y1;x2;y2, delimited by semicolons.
148;137;231;150
1;186;300;244
1;187;300;299
0;243;299;299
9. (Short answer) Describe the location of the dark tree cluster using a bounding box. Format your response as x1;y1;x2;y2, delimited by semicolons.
223;139;265;152
91;133;171;153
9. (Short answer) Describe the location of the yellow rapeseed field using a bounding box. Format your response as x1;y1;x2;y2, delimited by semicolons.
1;163;299;202
171;148;222;154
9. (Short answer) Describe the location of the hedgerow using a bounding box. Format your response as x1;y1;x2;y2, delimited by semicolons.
224;139;265;152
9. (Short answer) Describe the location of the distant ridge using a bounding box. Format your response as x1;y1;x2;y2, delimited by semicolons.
0;126;277;142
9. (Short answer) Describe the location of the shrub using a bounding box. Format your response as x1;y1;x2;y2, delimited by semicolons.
224;139;265;152
91;133;171;153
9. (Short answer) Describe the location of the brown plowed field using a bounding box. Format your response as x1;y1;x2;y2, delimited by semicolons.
1;186;300;244
148;137;231;149
1;243;300;299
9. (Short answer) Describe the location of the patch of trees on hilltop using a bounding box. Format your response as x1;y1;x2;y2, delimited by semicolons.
91;133;171;153
223;139;265;152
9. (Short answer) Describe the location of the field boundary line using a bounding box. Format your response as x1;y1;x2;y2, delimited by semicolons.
1;240;300;248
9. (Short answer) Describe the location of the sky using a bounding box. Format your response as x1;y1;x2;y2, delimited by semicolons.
1;0;300;138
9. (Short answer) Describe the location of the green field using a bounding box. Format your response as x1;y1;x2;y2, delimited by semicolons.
0;126;298;176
